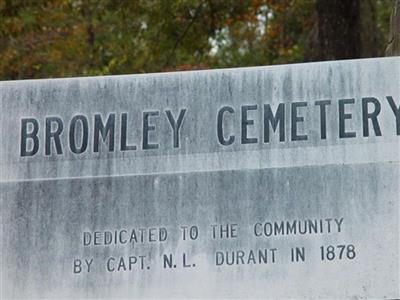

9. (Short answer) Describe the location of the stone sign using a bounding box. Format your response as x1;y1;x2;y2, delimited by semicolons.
1;57;399;299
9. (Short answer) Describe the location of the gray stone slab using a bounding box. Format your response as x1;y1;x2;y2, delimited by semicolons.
1;57;399;299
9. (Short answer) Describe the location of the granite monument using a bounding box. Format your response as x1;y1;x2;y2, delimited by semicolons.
1;57;399;298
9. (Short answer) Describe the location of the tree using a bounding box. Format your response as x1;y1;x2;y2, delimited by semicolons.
0;0;395;80
307;0;363;61
386;0;400;56
304;0;394;61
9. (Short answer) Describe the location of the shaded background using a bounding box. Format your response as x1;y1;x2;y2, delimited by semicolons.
0;0;397;80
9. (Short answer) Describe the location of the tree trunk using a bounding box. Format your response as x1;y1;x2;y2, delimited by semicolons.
359;0;379;58
304;0;379;61
304;0;360;61
386;0;400;56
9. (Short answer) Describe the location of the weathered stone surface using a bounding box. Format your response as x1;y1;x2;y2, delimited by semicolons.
1;57;399;299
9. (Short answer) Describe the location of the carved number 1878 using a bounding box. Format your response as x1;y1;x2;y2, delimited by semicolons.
320;244;356;261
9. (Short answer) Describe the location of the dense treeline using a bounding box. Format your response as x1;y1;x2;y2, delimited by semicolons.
0;0;395;80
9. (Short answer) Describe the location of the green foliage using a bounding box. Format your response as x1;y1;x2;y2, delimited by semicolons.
0;0;393;80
